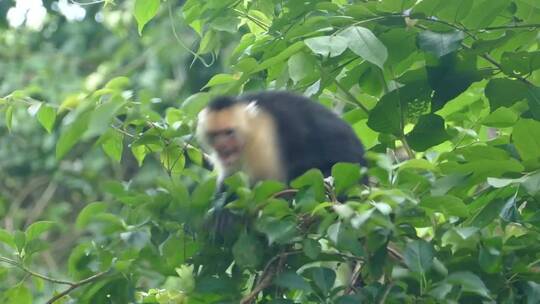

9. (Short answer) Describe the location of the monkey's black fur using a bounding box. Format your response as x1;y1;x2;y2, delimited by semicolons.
207;91;366;182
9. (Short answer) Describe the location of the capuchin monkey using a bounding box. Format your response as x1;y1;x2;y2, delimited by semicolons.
197;91;366;191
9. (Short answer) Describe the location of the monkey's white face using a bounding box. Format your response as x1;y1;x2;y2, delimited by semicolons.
197;105;251;172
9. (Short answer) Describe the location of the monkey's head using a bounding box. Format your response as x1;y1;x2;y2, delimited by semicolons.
197;97;258;172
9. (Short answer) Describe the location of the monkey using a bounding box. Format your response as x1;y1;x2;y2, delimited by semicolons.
197;91;366;190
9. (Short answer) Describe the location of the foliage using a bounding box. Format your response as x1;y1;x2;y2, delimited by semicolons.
1;0;540;303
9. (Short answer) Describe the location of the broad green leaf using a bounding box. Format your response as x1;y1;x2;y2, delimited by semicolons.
512;119;540;161
339;26;388;69
255;216;297;244
290;169;325;201
331;163;361;195
304;36;348;58
232;232;262;269
462;0;511;29
418;30;465;57
367;90;401;135
485;78;528;111
288;52;318;84
76;202;108;229
13;231;25;253
500;51;540;76
481;107;518;128
105;76;130;90
403;240;434;274
274;272;312;292
420;195;468;217
134;0;160;35
25;221;56;241
526;86;540;120
83;98;126;139
303;238;321;259
3;284;32;304
181;92;211;117
56;111;91;159
479;244;502;273
304;267;336;296
447;271;491;298
523;171;540;196
406;114;449;151
36;104;56;133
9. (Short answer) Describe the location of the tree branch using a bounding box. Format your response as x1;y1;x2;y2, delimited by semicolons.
46;270;109;304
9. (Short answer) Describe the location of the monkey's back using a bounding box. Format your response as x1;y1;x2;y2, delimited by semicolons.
240;91;365;181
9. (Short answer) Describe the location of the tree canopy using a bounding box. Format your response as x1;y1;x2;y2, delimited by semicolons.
1;0;540;303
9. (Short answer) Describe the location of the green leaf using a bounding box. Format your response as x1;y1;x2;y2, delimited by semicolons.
304;267;336;296
134;0;160;35
274;272;312;292
160;145;185;175
485;78;528;111
447;271;491;298
131;145;148;166
303;238;321;260
418;30;465;58
331;163;361;195
101;130;124;163
0;229;16;249
232;232;262;269
181;92;211;118
25;221;56;241
76;202;108;229
367;90;401;135
3;284;33;304
255;217;297;244
339;26;388;69
304;36;348;58
479;244;502;273
254;41;306;72
56;111;91;159
84;98;126;139
500;51;540;76
13;231;25;253
481;107;518;128
403;240;434;275
526;86;540;120
406;114;449;151
5;105;13;132
36;104;56;133
420;195;469;217
512;118;540;161
288;52;318;84
202;74;237;89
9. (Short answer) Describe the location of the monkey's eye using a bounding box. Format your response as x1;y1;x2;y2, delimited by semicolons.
223;128;235;136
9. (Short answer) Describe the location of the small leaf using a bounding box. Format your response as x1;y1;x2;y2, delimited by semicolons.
134;0;160;35
331;163;361;195
160;145;185;175
25;221;56;241
101;130;124;163
304;36;348;58
339;26;388;69
0;229;16;249
255;217;297;244
481;107;518;128
418;30;465;57
5;105;13;132
403;240;434;275
3;284;33;304
485;78;528;111
288;52;318;84
367;91;401;135
202;74;237;89
37;104;56;133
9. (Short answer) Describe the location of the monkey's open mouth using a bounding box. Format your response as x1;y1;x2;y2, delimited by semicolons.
218;149;240;166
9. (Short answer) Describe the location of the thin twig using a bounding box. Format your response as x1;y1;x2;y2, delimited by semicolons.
46;270;110;304
0;256;73;285
334;80;369;114
344;262;363;295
